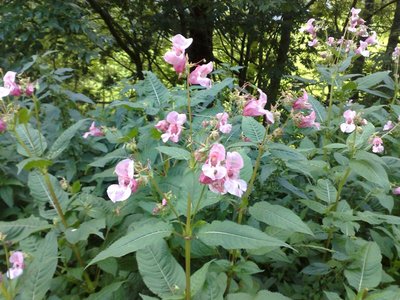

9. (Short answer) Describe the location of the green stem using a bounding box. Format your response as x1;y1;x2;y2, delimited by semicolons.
191;185;207;224
32;94;44;153
185;194;192;300
0;282;12;300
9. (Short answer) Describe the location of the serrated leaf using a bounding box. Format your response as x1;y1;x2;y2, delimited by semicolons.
15;123;47;157
193;272;227;300
16;157;53;174
242;116;265;143
63;90;95;104
311;179;337;204
308;95;326;122
0;216;51;243
191;261;213;297
255;290;292;300
197;220;292;250
88;222;172;266
249;202;314;236
47;118;88;159
65;218;106;244
20;231;58;300
349;159;390;191
344;241;382;292
89;147;128;167
355;71;391;89
156;146;191;160
137;239;185;298
268;143;306;161
87;282;124;300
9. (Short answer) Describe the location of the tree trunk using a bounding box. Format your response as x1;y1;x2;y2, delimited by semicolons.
384;0;400;69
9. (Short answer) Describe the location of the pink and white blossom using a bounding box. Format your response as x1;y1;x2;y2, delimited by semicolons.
371;136;384;154
383;120;394;131
188;62;213;88
392;46;400;61
243;89;274;124
393;187;400;195
340;109;357;133
164;34;193;74
7;251;25;279
215;112;232;134
308;38;318;47
365;31;378;45
355;41;369;57
83;122;104;138
301;18;317;37
155;111;187;143
3;71;21;96
297;110;320;130
0;118;6;133
292;90;312;110
107;159;138;202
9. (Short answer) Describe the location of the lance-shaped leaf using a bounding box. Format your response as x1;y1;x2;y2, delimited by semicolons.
197;220;292;250
88;222;172;266
15;123;47;157
242;116;266;143
137;239;185;298
311;179;337;204
0;216;51;243
156;146;191;160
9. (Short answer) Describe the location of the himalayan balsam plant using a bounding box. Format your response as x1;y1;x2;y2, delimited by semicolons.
0;6;400;300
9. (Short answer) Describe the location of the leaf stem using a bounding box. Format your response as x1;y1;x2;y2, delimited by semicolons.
184;194;192;300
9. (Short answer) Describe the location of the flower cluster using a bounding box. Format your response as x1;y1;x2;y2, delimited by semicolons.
1;71;35;97
7;251;25;279
215;112;232;134
339;109;367;133
164;34;193;74
243;88;274;124
83;122;104;138
300;18;318;47
107;159;138;202
155;111;187;143
291;90;320;130
199;143;247;197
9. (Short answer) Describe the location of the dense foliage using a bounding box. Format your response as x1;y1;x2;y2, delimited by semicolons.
1;2;400;300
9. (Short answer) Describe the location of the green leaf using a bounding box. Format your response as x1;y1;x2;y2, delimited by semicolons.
344;241;382;292
255;290;292;300
311;179;337;204
242;116;266;143
324;291;343;300
355;71;391;89
20;231;58;300
0;216;51;243
65;218;106;244
193;272;227;300
156;146;191;160
349;159;390;191
302;262;330;275
28;170;70;210
308;95;326;122
137;239;185;298
63;90;95;104
249;202;314;236
16;157;53;174
87;282;124;300
47;118;88;159
268;143;306;161
15;123;47;157
197;220;292;250
89;147;128;167
191;261;213;297
88;222;172;266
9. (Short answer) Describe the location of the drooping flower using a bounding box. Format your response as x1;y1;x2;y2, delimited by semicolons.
308;38;318;47
371;136;384;154
243;89;274;124
348;7;365;32
296;110;320;130
392;46;400;61
355;41;369;57
393;187;400;195
3;71;21;96
340;109;357;133
300;18;317;37
188;62;213;88
155;111;187;143
292;90;312;110
107;158;138;203
326;37;335;46
383;120;394;131
0;118;6;133
83;122;104;138
215;112;232;134
199;143;247;197
164;34;193;74
7;251;25;279
365;31;378;45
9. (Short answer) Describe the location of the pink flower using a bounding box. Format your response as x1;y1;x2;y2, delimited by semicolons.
301;18;317;37
393;187;400;195
0;87;10;98
25;83;35;96
392;46;400;61
215;112;232;134
297;110;320;130
164;34;193;74
156;111;187;143
107;158;138;202
348;7;365;32
3;71;21;96
327;37;335;46
340;109;357;133
7;251;25;279
0;118;6;133
83;122;104;138
188;62;213;88
293;90;312;110
355;41;369;57
365;31;378;45
243;89;274;124
383;121;394;131
308;38;318;47
199;144;247;197
371;137;384;154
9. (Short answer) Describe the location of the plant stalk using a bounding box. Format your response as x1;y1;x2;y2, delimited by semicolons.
185;194;192;300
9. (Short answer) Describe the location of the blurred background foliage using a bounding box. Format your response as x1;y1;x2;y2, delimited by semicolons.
0;0;398;105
